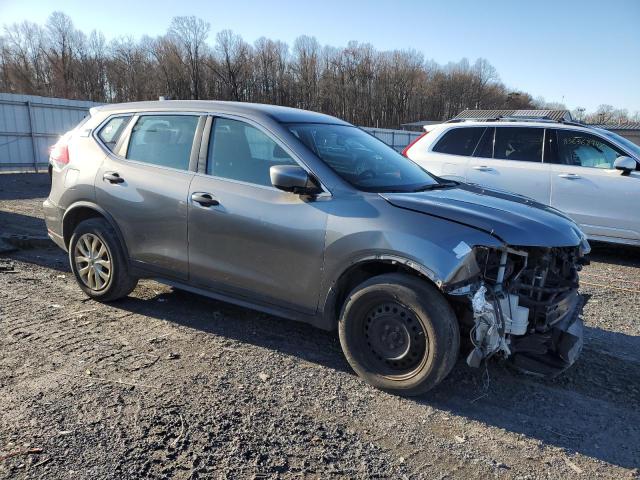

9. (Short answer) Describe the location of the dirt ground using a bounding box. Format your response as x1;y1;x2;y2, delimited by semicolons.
1;173;639;479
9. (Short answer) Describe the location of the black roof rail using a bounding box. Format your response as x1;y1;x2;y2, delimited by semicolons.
557;119;589;128
447;116;591;127
445;117;501;123
498;115;557;122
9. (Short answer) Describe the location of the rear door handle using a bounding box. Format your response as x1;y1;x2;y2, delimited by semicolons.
473;165;494;171
103;172;124;184
558;173;581;179
191;192;219;207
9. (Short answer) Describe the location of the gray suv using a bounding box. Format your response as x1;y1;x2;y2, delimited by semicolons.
44;101;590;395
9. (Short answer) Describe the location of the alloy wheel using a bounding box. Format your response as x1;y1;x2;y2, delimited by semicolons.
74;233;111;291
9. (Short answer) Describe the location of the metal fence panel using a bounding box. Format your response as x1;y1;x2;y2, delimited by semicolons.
0;93;101;172
361;127;422;152
0;92;422;171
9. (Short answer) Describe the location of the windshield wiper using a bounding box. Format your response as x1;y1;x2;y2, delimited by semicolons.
411;181;458;192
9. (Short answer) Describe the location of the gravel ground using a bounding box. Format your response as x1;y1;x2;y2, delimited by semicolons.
1;173;639;479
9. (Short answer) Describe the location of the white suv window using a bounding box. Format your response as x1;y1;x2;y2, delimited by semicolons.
432;127;486;156
555;130;625;169
494;127;544;163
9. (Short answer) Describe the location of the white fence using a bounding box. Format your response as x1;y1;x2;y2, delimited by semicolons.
0;93;100;172
0;93;421;171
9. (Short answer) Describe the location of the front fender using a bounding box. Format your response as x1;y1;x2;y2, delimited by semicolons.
317;206;504;329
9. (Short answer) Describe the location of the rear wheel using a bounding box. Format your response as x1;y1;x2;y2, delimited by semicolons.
69;218;137;301
338;273;460;395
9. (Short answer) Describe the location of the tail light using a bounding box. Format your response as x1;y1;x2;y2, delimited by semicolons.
49;133;71;168
401;131;428;157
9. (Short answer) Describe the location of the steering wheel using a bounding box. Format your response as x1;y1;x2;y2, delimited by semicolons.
357;169;376;181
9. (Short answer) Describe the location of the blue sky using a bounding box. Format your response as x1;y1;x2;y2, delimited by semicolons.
1;0;638;113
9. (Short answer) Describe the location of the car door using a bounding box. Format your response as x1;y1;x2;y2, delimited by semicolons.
95;113;204;280
549;128;640;242
187;115;328;314
465;126;552;204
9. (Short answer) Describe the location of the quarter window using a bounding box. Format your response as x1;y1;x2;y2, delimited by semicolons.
433;127;486;156
126;115;199;170
97;116;131;152
555;130;625;169
208;118;297;187
494;127;544;163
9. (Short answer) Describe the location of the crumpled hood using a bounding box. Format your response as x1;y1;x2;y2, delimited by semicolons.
381;183;585;247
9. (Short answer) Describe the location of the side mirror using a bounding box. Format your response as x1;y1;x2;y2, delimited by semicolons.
270;165;321;195
613;156;637;176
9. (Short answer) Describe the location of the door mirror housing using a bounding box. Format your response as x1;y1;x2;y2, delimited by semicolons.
270;165;322;195
613;156;637;176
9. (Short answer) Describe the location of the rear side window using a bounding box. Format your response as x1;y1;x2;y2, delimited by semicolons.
97;116;131;151
494;127;543;163
126;115;199;170
433;127;485;156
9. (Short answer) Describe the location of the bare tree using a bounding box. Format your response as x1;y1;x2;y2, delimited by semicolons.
292;36;320;109
210;29;252;101
2;21;47;94
1;12;579;127
168;16;210;99
43;11;79;97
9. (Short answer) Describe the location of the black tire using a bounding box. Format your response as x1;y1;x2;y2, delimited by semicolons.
68;218;138;302
338;273;460;396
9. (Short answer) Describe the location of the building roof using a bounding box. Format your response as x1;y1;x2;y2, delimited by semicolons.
455;109;572;122
92;100;351;125
589;123;640;131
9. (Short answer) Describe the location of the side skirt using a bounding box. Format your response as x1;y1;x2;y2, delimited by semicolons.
150;277;332;331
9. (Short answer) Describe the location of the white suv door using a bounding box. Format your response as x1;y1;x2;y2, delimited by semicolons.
549;128;640;243
465;126;551;204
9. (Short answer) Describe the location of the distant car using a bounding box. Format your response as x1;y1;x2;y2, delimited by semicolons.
404;117;640;246
45;101;589;395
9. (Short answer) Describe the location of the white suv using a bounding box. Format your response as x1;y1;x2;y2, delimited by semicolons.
404;118;640;246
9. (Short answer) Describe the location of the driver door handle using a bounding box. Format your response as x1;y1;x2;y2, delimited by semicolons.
558;173;581;179
473;165;494;171
103;172;124;184
191;192;219;207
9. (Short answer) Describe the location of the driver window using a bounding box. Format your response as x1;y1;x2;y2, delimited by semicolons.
207;118;298;187
556;130;625;169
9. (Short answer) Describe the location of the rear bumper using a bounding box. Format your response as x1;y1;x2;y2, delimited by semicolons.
43;198;66;251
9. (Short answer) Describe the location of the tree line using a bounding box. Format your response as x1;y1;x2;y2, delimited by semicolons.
2;12;632;128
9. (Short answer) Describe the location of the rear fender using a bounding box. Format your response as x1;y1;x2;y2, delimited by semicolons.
62;201;129;259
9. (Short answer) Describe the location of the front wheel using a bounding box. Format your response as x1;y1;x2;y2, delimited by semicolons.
69;218;138;301
338;273;460;396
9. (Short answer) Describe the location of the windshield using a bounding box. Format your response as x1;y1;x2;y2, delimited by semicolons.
287;123;440;192
596;128;640;159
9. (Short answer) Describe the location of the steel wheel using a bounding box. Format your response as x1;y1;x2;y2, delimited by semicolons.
339;273;460;395
363;301;428;379
74;233;111;291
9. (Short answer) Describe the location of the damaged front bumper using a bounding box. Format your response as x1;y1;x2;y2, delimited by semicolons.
447;244;587;377
509;293;584;376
